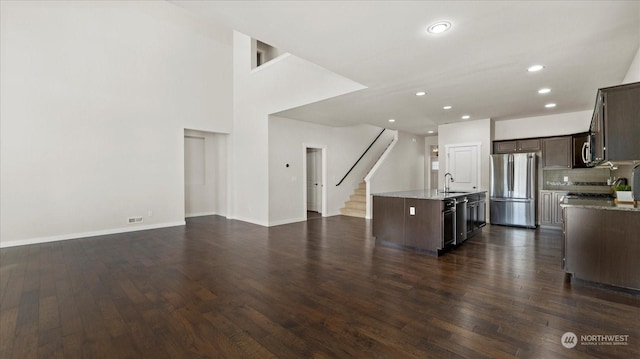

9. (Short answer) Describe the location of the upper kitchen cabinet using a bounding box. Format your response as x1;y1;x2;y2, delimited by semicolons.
586;82;640;166
542;136;572;168
493;139;541;154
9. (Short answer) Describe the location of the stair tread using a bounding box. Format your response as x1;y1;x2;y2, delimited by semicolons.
340;181;367;219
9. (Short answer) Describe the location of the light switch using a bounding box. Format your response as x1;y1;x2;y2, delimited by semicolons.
409;207;416;215
563;176;569;182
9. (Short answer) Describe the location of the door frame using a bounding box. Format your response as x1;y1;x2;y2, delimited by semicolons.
302;144;327;219
444;142;482;191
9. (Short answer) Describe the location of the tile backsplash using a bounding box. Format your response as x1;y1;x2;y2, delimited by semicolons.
543;168;611;193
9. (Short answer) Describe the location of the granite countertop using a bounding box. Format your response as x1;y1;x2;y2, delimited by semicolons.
560;197;640;212
373;189;486;200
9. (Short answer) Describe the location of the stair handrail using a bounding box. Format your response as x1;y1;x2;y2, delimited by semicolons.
336;128;386;186
364;130;399;218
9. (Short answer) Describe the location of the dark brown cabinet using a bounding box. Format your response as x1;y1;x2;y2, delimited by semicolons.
542;136;572;168
466;193;486;237
540;191;553;225
518;139;542;152
539;191;567;229
553;192;565;224
373;193;486;255
563;206;640;290
404;198;441;250
494;134;593;168
493;139;541;154
372;196;442;253
493;141;517;153
372;196;405;245
587;82;640;165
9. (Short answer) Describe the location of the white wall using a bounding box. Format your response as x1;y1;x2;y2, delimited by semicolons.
184;130;228;218
493;111;592;140
0;1;233;246
438;119;492;193
369;131;425;194
623;46;640;83
268;115;394;225
424;136;439;190
231;31;366;226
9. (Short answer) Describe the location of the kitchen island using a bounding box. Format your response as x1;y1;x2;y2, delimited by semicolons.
560;198;640;291
373;189;487;256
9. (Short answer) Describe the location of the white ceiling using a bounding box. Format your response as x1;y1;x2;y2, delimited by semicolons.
172;1;640;135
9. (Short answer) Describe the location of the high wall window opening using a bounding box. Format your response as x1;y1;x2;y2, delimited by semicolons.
253;39;281;68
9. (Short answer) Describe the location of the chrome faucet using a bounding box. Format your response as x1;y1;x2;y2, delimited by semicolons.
444;172;454;192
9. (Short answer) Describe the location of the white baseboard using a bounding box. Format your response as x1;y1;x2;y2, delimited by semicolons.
228;216;270;227
0;221;186;248
269;216;306;227
185;211;218;218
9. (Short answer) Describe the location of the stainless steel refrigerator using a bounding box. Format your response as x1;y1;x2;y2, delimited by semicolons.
490;153;537;228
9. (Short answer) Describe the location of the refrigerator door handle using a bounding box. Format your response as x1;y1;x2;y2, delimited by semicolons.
490;198;532;203
507;155;514;192
526;155;532;199
581;141;590;164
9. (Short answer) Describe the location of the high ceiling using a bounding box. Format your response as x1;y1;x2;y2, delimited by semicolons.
172;1;640;135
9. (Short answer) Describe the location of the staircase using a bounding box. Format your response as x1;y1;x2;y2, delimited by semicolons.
339;182;367;218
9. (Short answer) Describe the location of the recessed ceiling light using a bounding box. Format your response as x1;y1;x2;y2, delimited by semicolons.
461;115;470;120
427;21;451;34
528;65;544;72
388;118;396;123
443;105;452;110
538;88;551;94
427;130;435;134
415;91;426;96
545;103;556;108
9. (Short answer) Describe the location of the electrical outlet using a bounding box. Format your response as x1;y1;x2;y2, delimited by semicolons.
128;217;143;224
409;207;416;215
563;176;569;182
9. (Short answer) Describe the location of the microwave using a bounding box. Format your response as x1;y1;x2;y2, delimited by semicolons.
581;132;605;167
573;133;589;168
581;134;594;166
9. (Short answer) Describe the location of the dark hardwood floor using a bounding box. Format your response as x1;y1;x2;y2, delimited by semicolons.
1;215;638;358
306;211;322;220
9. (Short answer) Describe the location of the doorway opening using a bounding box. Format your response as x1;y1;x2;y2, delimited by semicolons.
184;129;228;219
304;146;326;220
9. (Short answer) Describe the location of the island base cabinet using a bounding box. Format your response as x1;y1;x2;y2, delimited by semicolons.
564;207;640;291
373;192;486;256
372;196;405;247
372;196;443;254
404;199;442;251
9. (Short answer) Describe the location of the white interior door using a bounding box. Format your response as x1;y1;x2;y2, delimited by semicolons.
446;144;480;191
306;148;322;213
